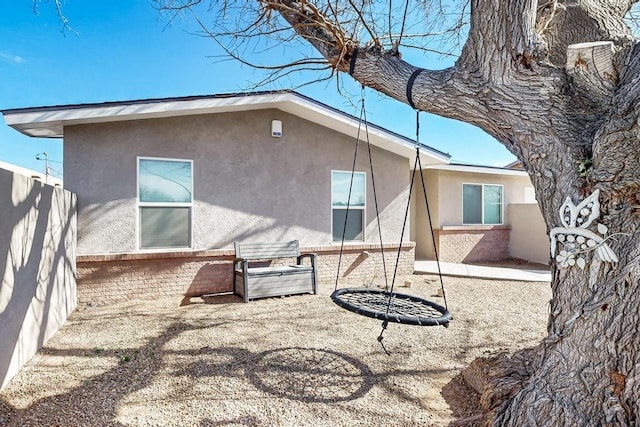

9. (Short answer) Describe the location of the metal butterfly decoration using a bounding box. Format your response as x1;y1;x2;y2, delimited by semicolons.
549;189;619;269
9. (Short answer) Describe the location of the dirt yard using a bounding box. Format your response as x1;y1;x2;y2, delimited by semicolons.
0;275;551;426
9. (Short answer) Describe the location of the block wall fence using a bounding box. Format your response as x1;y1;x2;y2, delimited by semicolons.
76;243;415;305
0;169;77;391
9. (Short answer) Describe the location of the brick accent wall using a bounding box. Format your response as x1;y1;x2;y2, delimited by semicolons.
435;226;510;263
76;243;415;305
311;243;415;288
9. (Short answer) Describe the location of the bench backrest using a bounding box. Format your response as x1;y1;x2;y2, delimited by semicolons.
234;240;301;260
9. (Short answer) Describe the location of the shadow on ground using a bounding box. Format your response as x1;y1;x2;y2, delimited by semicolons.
0;317;452;425
0;283;544;427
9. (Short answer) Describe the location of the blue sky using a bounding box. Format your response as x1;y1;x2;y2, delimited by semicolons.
0;1;515;178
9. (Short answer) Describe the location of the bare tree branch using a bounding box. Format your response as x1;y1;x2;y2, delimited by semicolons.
32;0;78;34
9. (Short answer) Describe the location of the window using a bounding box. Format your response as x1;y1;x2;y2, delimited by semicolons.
332;171;365;241
138;157;193;249
462;184;503;225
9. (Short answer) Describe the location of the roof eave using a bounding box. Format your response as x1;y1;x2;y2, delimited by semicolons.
2;91;451;164
424;163;530;177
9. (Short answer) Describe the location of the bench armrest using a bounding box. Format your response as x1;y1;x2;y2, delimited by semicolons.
234;257;248;272
297;253;317;268
297;253;318;295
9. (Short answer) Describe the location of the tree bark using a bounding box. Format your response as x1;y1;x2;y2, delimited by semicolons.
489;41;640;426
266;0;640;424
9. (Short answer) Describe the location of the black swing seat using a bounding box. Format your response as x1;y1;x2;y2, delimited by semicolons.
330;288;452;327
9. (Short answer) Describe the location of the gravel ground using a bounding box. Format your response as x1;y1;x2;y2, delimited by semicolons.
0;275;551;427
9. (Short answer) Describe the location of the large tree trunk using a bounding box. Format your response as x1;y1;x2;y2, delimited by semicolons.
488;40;640;425
264;0;640;423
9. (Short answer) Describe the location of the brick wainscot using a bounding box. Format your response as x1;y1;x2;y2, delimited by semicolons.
76;243;415;304
435;225;510;263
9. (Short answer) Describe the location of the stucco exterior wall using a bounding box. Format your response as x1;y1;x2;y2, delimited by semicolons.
414;168;541;262
64;109;410;255
0;168;77;390
412;169;439;259
508;203;550;264
433;170;533;227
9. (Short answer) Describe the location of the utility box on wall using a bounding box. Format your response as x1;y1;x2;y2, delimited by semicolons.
271;120;282;138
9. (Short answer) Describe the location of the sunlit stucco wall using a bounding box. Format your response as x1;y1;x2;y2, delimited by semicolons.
64;109;410;254
413;168;548;263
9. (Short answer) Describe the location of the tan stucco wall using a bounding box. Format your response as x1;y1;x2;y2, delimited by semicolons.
412;170;439;259
414;168;541;261
64;109;410;255
0;168;77;390
508;203;550;264
433;170;533;227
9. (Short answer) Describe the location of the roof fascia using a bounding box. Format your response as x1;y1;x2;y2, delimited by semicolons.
2;91;450;164
277;93;449;165
425;163;529;177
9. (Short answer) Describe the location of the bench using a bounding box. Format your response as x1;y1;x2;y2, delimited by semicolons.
233;240;318;302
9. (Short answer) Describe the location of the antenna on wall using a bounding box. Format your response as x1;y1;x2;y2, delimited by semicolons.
35;152;49;183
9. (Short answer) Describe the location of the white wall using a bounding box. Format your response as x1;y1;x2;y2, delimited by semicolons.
414;167;548;262
433;170;533;227
508;203;550;265
0;168;77;390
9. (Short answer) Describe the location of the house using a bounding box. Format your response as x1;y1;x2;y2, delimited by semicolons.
2;91;451;303
2;91;549;304
412;163;549;265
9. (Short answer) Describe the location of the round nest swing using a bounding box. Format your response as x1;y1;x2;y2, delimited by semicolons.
331;288;452;327
331;81;452;338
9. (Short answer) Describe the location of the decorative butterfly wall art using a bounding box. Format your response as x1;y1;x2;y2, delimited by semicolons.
549;189;621;269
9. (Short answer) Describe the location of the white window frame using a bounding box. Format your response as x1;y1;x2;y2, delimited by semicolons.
462;182;504;225
137;156;194;251
331;170;366;242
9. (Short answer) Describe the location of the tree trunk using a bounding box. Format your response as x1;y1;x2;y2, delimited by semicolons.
462;91;640;423
479;233;640;425
482;38;640;425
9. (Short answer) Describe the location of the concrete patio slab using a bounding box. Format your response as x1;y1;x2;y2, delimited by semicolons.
414;260;551;282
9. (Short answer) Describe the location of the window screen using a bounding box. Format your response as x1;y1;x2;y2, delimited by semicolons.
483;185;503;224
140;207;191;248
463;184;482;224
332;209;364;241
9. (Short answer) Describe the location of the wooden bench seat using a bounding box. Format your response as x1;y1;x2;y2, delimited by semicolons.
233;240;318;302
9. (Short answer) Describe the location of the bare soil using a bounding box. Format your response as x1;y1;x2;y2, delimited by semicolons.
0;275;551;426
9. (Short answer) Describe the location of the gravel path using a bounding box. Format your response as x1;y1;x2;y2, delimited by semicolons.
0;275;551;426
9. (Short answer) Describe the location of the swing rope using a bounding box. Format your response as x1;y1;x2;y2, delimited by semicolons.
377;132;420;349
361;88;390;294
334;86;390;293
414;110;449;310
404;67;449;311
376;110;450;347
331;80;452;351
